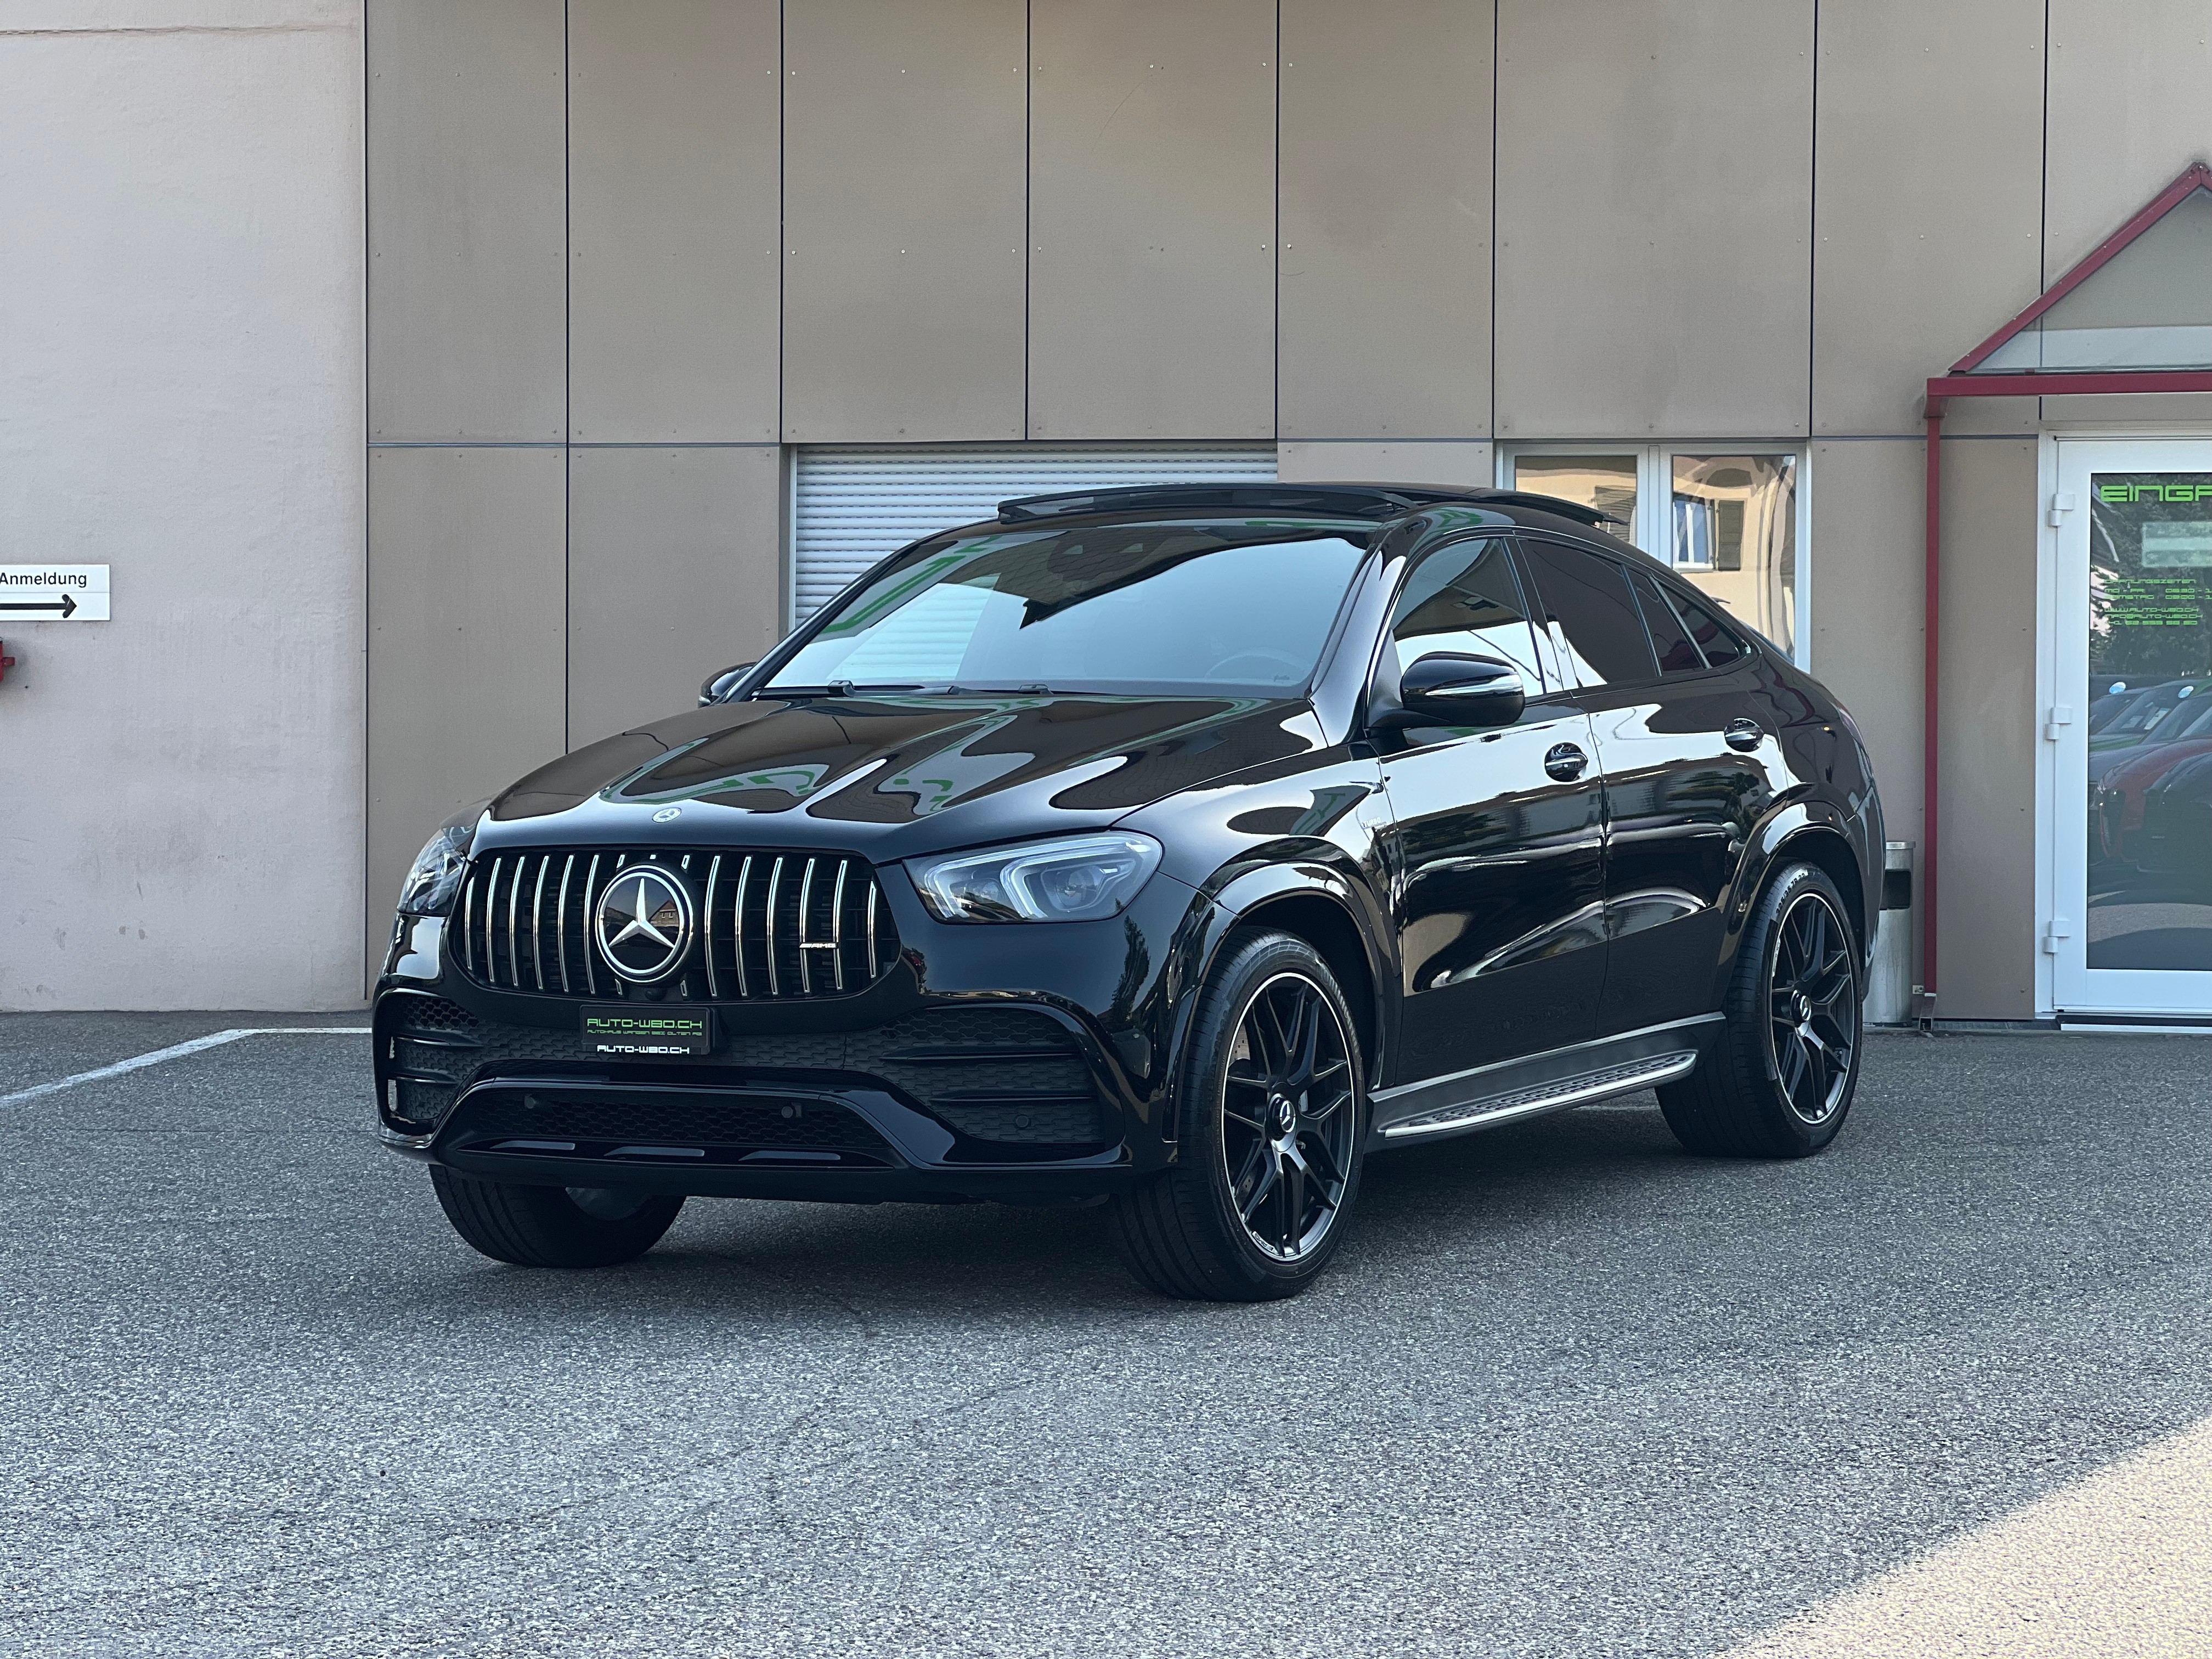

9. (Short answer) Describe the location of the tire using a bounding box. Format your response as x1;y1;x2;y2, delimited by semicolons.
428;1167;685;1268
1657;861;1864;1159
1108;930;1367;1301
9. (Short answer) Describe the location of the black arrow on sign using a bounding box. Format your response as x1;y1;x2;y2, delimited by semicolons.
0;592;76;618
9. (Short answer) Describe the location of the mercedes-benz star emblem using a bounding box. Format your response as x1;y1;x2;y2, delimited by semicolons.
593;865;695;984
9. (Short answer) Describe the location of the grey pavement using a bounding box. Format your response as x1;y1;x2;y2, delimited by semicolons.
0;1019;2207;1658
0;1011;369;1099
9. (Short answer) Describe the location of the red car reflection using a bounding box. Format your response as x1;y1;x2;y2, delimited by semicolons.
2096;695;2212;863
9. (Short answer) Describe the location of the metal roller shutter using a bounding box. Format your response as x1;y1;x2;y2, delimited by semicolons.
790;443;1278;623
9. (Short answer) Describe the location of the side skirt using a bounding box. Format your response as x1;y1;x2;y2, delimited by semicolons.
1367;1015;1720;1148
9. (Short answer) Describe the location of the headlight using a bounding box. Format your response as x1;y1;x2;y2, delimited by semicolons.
907;833;1163;924
397;808;483;917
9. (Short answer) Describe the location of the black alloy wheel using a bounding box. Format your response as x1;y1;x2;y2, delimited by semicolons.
1656;861;1864;1159
1221;972;1358;1261
1109;930;1368;1301
1766;888;1857;1124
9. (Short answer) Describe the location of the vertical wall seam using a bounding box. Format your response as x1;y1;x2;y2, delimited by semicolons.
1804;0;1819;672
562;0;573;754
1023;0;1032;441
360;2;374;998
778;0;787;451
1272;0;1281;444
1807;0;1818;442
778;0;790;614
1489;0;1499;447
2037;0;2050;425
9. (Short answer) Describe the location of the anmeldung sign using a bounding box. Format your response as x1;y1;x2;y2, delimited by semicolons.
0;566;109;621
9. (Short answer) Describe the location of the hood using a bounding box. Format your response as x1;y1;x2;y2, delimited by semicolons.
2102;736;2212;797
478;692;1325;858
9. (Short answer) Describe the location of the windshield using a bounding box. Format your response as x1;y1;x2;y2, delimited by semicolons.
2111;682;2200;736
2142;687;2212;742
767;518;1371;697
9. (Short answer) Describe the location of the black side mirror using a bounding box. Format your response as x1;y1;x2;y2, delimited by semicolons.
699;662;757;706
1372;652;1526;732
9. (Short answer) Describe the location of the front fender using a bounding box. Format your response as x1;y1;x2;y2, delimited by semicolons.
1151;858;1396;1140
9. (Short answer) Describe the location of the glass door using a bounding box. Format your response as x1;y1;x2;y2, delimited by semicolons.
2053;438;2212;1014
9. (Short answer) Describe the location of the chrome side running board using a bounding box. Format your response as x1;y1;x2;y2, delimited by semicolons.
1379;1050;1699;1141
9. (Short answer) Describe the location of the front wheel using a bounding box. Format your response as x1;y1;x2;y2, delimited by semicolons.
1108;930;1367;1301
429;1167;685;1267
1657;861;1864;1159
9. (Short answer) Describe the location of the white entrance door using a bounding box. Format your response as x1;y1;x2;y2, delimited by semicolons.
2052;438;2212;1015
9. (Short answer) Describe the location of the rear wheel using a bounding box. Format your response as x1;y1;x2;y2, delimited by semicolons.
1108;931;1365;1301
429;1167;684;1267
1657;861;1863;1159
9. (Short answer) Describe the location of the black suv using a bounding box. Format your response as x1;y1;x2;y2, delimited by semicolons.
376;484;1883;1301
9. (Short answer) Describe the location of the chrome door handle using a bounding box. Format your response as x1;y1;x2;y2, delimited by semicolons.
1544;742;1588;782
1724;719;1763;753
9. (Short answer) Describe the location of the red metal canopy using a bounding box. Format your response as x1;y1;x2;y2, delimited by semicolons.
1928;161;2212;407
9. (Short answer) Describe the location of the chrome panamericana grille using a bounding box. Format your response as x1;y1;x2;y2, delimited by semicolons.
454;848;898;1002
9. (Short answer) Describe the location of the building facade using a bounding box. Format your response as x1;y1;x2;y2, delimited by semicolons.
8;0;2212;1023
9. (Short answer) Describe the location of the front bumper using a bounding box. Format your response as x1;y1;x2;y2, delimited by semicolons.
374;1000;1146;1205
374;955;1194;1212
371;868;1205;1203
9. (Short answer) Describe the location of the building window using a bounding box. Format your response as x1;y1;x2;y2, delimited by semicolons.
1500;444;1803;660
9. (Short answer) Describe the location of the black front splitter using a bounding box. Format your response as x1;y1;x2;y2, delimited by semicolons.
409;1141;1144;1206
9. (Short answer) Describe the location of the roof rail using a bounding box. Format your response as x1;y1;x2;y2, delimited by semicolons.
994;481;1622;528
996;483;1423;522
1471;491;1623;527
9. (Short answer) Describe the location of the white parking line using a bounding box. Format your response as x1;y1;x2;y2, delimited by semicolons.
0;1026;370;1108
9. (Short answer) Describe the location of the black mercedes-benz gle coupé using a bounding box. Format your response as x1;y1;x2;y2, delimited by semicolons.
375;483;1883;1301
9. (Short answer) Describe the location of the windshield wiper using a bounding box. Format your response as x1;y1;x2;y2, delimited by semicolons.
807;681;1067;698
760;681;923;698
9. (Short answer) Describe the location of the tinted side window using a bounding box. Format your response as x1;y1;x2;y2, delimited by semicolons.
1389;537;1547;690
1673;588;1748;663
1628;567;1705;674
1520;540;1659;687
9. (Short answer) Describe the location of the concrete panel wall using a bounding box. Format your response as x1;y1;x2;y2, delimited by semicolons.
1494;0;1814;439
2042;391;2212;426
1278;442;1495;488
0;2;365;1012
2046;2;2212;281
269;0;2212;1019
568;0;780;443
367;449;566;976
1936;438;2040;1020
783;0;1028;442
567;447;786;747
1278;0;1493;440
366;0;565;442
1812;433;2044;1020
1808;439;1924;843
1813;2;2044;437
1028;0;1277;439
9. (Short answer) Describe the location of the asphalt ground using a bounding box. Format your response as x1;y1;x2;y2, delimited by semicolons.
1;1018;2207;1658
